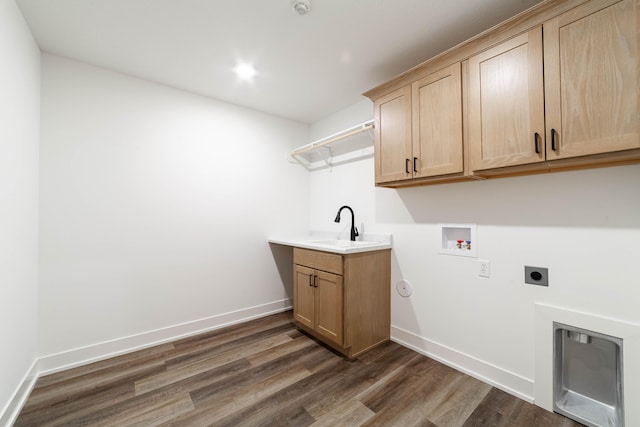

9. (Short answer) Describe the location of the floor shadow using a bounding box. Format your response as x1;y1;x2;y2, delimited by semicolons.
269;242;294;301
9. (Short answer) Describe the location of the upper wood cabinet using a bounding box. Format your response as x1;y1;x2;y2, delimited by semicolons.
373;63;464;185
365;0;640;186
412;63;464;177
468;27;545;171
544;0;640;159
470;0;640;173
374;86;412;184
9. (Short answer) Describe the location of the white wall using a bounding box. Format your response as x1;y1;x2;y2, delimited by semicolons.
309;101;640;400
308;99;376;236
39;54;309;368
0;0;40;422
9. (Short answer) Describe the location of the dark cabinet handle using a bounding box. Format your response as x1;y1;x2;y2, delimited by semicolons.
308;274;313;287
313;275;318;288
413;157;418;173
405;158;410;174
534;132;540;154
551;128;557;151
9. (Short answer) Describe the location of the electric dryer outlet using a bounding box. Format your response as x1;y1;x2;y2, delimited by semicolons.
525;266;548;286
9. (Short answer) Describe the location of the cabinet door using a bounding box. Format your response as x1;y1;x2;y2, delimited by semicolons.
374;86;412;184
411;63;463;177
544;0;640;159
293;265;315;330
314;270;343;346
468;27;545;171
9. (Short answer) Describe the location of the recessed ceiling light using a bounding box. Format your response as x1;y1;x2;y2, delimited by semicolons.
234;63;257;81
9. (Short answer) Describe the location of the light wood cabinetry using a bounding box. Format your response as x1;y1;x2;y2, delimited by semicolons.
374;63;464;185
544;0;640;160
294;264;343;346
365;0;640;186
374;86;412;183
412;63;464;177
468;27;545;171
293;247;390;358
470;0;640;174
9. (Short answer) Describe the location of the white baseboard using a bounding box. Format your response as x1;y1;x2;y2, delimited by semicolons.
0;359;38;427
38;299;292;376
391;324;534;403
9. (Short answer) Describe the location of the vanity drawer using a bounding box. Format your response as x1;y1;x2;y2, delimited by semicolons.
294;248;343;275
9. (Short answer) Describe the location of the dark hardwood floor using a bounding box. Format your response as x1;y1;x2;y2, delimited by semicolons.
15;311;583;426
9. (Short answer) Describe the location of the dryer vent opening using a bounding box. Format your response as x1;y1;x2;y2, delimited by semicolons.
554;322;624;427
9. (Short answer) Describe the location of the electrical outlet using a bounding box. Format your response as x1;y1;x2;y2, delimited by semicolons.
478;260;491;278
525;266;548;286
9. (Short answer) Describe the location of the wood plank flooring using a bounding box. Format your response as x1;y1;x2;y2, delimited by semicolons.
15;311;583;426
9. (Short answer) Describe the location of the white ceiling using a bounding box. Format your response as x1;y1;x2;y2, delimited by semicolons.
17;0;542;124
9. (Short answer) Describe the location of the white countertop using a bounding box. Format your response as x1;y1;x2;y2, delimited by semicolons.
268;231;392;254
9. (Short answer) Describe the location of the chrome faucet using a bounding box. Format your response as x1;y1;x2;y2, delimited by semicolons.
334;205;359;241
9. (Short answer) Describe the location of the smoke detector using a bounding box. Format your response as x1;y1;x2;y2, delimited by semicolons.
291;0;311;16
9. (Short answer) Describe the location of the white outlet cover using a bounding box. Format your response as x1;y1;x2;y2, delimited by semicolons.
478;259;491;278
396;280;413;297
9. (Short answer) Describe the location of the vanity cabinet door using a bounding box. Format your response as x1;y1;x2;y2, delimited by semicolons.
544;0;640;159
293;259;344;346
468;27;545;171
293;264;315;331
314;270;343;346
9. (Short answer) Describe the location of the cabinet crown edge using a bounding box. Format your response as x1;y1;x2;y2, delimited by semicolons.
363;0;589;101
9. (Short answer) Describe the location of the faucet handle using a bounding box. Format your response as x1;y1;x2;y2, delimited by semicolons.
355;227;359;237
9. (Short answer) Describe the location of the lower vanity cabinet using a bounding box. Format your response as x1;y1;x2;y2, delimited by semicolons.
293;247;391;358
294;263;344;346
